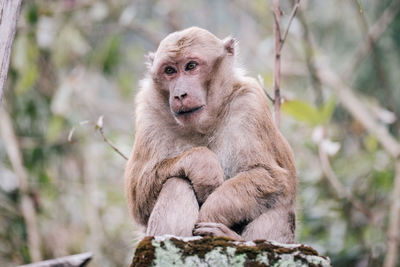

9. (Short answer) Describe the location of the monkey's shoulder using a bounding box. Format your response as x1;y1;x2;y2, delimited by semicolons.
227;77;272;123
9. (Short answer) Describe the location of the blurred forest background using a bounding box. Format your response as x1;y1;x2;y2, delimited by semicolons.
1;0;400;266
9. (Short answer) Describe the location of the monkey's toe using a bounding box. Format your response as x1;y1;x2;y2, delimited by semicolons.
193;222;242;239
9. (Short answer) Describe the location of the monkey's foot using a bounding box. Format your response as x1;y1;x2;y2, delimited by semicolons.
193;222;242;240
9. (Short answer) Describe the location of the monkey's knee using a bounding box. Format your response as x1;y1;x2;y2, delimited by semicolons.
241;208;295;243
146;178;199;237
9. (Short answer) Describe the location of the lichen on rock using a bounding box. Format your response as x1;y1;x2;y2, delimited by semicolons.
130;235;331;267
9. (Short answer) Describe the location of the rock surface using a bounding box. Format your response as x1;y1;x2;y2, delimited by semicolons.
130;235;331;267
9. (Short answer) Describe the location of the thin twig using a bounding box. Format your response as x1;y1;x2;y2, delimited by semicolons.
97;127;128;160
272;0;282;128
264;89;275;103
257;75;275;103
280;0;301;50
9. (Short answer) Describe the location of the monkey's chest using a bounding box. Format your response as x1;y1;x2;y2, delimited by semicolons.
211;139;246;180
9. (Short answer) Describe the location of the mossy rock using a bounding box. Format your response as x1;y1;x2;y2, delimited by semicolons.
130;235;331;267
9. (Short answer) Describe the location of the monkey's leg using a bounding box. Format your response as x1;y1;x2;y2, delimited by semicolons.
241;207;295;243
146;177;199;237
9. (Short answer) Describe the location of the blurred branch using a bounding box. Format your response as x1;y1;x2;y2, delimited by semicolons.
297;10;323;106
18;252;92;267
351;1;388;90
318;140;372;220
299;5;378;222
0;0;22;104
300;6;400;264
0;108;42;262
317;63;400;159
343;0;400;79
280;0;301;51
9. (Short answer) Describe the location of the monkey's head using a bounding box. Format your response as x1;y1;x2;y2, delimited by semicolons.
147;27;237;133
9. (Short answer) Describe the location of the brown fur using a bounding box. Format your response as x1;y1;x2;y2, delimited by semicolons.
125;27;297;242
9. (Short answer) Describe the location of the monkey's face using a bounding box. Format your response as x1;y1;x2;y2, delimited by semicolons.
149;27;235;132
157;56;210;127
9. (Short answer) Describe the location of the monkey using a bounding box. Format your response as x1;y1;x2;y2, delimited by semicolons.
125;27;297;243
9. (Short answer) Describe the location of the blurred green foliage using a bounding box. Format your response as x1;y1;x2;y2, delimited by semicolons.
0;0;399;267
282;97;336;126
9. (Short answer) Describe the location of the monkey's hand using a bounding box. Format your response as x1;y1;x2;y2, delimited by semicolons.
197;166;286;227
173;147;224;204
193;222;242;240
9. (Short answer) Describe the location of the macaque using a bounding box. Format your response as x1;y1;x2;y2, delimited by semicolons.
125;27;296;243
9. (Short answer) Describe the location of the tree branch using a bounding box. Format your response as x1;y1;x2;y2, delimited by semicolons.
0;0;22;104
97;127;128;160
272;0;301;128
272;0;282;128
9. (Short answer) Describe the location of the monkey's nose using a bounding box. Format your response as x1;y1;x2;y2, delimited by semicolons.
174;93;187;101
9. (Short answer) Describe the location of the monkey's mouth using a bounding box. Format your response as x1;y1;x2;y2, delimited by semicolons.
175;106;204;116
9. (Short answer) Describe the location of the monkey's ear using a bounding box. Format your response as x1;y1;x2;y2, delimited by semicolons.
223;37;236;56
145;52;155;69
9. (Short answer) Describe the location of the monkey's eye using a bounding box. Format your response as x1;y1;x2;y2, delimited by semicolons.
185;61;198;71
164;66;177;75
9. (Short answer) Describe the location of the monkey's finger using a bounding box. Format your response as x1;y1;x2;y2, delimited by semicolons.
193;227;224;237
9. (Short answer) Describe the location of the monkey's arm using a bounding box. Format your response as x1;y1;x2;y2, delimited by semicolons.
196;165;289;227
125;146;224;225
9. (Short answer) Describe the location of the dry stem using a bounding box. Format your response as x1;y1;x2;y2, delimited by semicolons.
0;108;42;262
97;127;128;160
